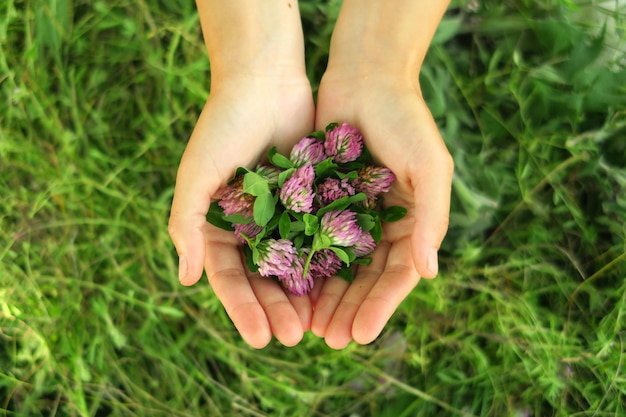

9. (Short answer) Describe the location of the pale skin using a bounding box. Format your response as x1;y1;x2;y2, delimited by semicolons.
168;0;453;349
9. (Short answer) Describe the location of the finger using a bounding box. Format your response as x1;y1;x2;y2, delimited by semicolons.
409;139;454;279
321;242;391;349
308;278;325;308
169;125;224;286
205;232;272;349
286;291;313;333
310;276;349;338
352;238;420;344
168;178;210;287
248;274;305;347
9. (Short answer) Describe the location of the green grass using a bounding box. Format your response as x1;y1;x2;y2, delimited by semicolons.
1;0;625;415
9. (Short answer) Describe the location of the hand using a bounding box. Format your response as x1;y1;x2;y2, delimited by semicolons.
168;76;315;348
310;73;454;349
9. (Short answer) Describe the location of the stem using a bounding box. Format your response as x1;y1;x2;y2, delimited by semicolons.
302;248;315;280
303;232;327;278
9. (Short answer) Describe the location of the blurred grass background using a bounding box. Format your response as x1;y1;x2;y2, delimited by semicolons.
1;0;625;416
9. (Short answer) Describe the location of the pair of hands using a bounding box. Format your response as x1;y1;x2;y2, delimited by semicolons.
168;71;453;349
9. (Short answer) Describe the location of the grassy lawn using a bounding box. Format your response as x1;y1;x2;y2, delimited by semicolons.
1;0;625;416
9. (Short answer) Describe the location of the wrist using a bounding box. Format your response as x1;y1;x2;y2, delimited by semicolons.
325;0;450;80
197;1;307;84
319;68;423;102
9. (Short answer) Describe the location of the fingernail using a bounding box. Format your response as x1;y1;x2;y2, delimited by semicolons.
427;249;439;277
178;255;188;281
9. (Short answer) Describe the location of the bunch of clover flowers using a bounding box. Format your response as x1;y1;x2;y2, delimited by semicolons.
207;122;407;296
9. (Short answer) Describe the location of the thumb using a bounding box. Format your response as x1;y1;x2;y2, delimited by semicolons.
409;146;454;279
168;143;221;286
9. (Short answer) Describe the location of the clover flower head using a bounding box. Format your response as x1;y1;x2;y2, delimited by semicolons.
324;123;363;163
257;239;299;278
352;231;376;257
279;163;315;213
257;239;313;295
308;249;343;280
319;210;363;247
353;166;395;207
233;221;263;244
210;122;404;297
317;177;355;205
218;176;254;217
255;164;281;187
279;254;314;296
290;136;327;167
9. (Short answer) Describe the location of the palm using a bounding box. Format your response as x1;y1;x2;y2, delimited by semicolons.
169;77;315;348
310;76;453;348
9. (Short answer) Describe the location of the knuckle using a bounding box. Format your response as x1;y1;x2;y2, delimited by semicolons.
167;217;181;241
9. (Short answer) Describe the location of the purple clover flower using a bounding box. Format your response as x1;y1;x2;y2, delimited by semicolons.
317;177;355;205
353;166;395;208
257;239;313;295
290;136;327;167
257;239;299;278
308;249;342;280
279;163;315;213
255;164;281;187
324;123;363;163
218;176;254;217
352;231;376;257
233;222;263;244
319;210;363;247
282;254;314;296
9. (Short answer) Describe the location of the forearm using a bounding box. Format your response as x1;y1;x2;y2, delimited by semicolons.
326;0;450;79
195;0;306;83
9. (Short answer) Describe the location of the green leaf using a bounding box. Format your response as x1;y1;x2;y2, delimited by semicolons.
308;130;326;141
263;207;282;233
317;196;350;216
243;172;270;196
245;245;259;273
315;158;338;177
356;214;376;232
338;163;366;172
267;146;293;169
336;266;354;283
206;201;234;231
371;219;383;243
380;206;408;223
303;213;319;236
317;193;367;217
329;246;351;265
222;213;252;224
253;193;275;227
312;232;332;251
293;234;304;249
325;122;339;132
279;212;291;239
347;248;357;263
290;221;305;233
353;257;373;266
349;193;367;203
278;168;295;188
335;170;359;180
233;166;249;179
355;146;373;165
290;212;304;222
